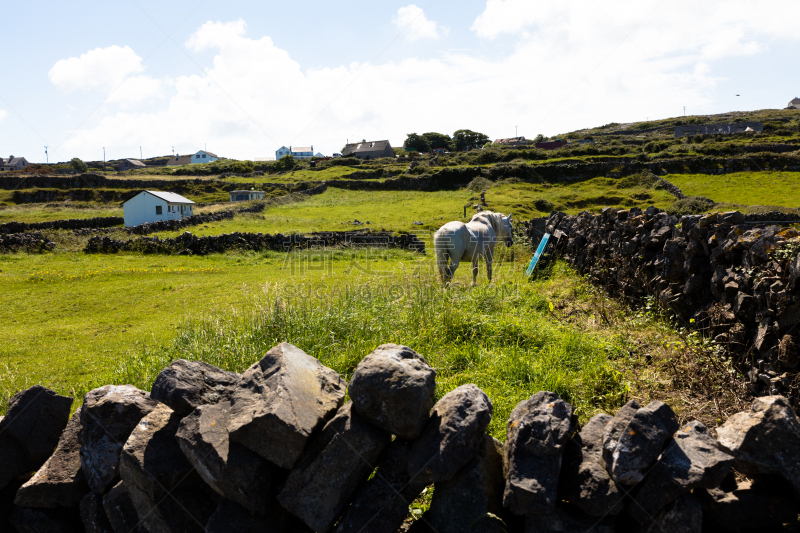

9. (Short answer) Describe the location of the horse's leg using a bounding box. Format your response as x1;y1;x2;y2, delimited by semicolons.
471;259;479;286
449;259;460;281
486;246;494;283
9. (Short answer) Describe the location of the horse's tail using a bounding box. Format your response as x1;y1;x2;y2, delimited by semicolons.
433;230;450;282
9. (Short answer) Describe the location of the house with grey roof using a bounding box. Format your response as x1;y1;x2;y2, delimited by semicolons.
166;155;193;166
789;98;800;109
276;145;315;160
0;155;30;172
123;191;195;227
119;159;147;171
342;140;394;160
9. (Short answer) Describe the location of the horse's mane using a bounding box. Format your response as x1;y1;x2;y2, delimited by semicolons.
469;211;510;235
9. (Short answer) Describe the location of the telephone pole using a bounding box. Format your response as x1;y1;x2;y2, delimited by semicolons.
44;146;48;164
683;106;686;116
140;146;143;160
102;147;105;171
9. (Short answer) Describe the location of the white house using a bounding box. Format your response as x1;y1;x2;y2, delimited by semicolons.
229;190;267;202
192;150;218;164
275;145;315;160
789;98;800;109
123;191;195;227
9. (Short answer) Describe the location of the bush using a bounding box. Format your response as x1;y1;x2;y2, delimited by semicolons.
70;158;88;173
534;199;554;212
467;176;492;192
668;196;715;215
231;160;255;173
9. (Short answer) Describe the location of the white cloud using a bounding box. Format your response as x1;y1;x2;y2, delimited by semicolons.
55;8;800;160
48;45;145;91
0;109;7;122
393;5;447;41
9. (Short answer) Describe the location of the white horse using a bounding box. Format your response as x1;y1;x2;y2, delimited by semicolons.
433;211;514;285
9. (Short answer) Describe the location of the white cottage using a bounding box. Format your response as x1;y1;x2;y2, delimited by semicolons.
123;191;195;227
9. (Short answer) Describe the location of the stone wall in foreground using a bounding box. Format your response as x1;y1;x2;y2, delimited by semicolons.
2;343;800;532
522;209;800;404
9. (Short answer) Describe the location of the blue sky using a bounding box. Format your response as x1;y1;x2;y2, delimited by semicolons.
1;0;798;163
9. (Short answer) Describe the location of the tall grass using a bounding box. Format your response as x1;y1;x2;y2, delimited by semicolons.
114;265;629;439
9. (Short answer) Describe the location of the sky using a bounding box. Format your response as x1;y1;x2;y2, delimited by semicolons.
1;0;799;163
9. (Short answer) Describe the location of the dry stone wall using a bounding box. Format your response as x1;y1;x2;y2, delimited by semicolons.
85;229;426;255
3;343;800;532
0;217;123;235
523;208;800;404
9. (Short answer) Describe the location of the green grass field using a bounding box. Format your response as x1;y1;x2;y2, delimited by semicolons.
667;171;800;208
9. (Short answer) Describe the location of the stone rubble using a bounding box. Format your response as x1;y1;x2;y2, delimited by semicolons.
2;345;800;531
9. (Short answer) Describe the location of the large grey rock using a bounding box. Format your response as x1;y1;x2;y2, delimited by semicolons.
408;384;493;485
696;477;800;530
524;504;615;533
206;499;311;533
0;385;73;467
0;432;30;490
642;494;701;533
79;492;113;533
102;481;145;533
412;435;508;533
277;402;391;532
335;438;425;533
150;359;239;417
628;420;732;524
558;413;622;517
229;342;346;469
79;385;159;494
717;395;800;497
15;408;88;508
348;343;436;440
503;391;575;516
176;400;280;513
119;403;218;533
602;400;676;485
9;505;82;533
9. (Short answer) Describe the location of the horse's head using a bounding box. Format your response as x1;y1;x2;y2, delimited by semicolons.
500;213;514;247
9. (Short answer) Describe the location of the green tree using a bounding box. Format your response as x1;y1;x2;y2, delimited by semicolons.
276;154;296;171
404;133;430;153
70;158;88;173
421;132;452;150
534;134;545;143
452;129;490;151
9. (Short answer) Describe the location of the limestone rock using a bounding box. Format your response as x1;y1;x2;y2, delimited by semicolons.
503;391;575;516
79;385;159;494
558;413;622;517
150;359;239;417
229;342;346;469
696;477;800;530
15;408;89;508
9;505;83;533
627;420;732;524
101;481;145;533
119;403;218;533
0;385;73;467
717;395;800;496
335;438;425;533
413;435;508;533
348;343;436;440
0;432;30;490
278;402;391;532
524;504;616;533
408;384;493;485
602;400;674;485
206;499;311;533
642;494;702;533
176;400;280;513
79;492;113;533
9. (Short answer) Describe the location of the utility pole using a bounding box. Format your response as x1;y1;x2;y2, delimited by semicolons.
103;147;106;171
683;106;686;116
172;146;175;156
515;125;518;138
140;146;143;160
44;146;48;164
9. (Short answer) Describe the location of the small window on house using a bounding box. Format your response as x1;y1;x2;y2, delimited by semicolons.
203;154;207;158
156;206;162;215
